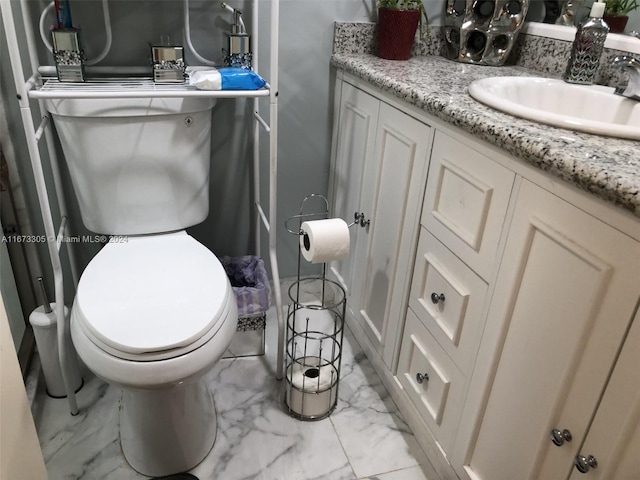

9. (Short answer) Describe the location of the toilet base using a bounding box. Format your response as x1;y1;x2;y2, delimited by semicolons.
120;379;216;477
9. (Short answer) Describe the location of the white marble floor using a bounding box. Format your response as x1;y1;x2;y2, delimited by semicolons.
33;303;437;480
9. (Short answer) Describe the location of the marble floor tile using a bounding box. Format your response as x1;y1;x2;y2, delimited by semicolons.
365;465;435;480
329;330;426;479
34;293;434;480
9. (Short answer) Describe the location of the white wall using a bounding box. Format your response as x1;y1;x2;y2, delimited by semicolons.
0;295;48;480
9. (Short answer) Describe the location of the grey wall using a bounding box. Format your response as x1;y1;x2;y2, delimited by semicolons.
16;0;380;280
6;0;449;290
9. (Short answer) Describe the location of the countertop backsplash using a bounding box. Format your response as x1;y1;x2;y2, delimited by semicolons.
333;22;630;86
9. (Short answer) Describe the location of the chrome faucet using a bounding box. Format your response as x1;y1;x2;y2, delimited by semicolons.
611;55;640;101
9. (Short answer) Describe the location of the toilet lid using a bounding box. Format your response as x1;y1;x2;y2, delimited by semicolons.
73;232;231;359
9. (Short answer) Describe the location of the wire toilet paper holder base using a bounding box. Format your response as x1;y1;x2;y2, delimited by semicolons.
283;194;351;421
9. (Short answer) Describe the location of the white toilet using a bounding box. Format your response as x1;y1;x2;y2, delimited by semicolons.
46;96;237;477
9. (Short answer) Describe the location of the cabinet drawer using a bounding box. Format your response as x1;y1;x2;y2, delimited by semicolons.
409;229;488;373
421;131;514;280
398;309;466;455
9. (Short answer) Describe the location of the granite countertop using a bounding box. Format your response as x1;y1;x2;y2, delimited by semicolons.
331;53;640;218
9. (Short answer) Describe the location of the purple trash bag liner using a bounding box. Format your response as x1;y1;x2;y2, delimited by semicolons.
220;255;272;317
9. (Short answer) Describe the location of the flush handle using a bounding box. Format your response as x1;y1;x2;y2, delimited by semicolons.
550;428;572;446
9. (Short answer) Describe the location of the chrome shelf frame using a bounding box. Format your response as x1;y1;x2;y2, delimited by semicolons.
1;0;285;415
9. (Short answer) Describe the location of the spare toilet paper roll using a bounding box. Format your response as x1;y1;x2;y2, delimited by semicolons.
300;218;350;263
286;357;338;417
288;358;337;392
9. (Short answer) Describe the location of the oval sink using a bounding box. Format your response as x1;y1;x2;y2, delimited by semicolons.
469;76;640;140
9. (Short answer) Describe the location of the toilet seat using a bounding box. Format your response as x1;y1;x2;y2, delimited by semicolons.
72;231;232;362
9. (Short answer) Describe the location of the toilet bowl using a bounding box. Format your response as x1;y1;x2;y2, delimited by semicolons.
46;95;234;476
70;231;237;476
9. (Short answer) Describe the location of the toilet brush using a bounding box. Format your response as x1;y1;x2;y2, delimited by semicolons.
29;277;82;398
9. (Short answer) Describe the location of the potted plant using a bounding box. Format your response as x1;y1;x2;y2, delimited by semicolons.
377;0;428;60
604;0;639;33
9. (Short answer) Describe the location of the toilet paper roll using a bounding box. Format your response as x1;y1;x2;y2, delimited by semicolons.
285;357;338;418
300;218;350;264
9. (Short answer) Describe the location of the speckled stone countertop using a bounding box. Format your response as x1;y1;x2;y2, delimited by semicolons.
331;53;640;218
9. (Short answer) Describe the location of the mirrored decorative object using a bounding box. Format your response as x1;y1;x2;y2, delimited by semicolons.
443;0;530;65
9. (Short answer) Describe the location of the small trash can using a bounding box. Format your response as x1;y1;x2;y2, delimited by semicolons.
220;255;272;358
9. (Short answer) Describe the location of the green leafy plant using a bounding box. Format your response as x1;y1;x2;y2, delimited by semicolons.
377;0;429;33
604;0;639;15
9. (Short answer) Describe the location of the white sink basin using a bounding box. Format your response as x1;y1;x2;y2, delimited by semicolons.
469;76;640;140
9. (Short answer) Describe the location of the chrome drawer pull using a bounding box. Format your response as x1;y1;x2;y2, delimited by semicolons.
431;292;446;304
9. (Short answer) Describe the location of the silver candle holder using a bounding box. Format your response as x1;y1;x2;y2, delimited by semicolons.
443;0;529;66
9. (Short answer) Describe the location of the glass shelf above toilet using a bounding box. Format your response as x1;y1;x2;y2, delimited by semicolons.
29;77;271;100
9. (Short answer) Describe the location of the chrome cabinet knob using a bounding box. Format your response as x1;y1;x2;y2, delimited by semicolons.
431;292;445;304
416;372;429;384
574;454;598;473
550;428;572;446
353;211;370;228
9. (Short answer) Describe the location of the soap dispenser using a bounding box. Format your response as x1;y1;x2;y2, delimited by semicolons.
222;3;252;68
564;0;609;85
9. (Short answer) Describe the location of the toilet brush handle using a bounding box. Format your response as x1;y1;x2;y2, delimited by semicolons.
37;276;53;314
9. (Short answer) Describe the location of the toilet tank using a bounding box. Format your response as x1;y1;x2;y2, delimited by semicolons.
45;97;216;235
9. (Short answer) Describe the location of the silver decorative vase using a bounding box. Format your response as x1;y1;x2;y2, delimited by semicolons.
443;0;530;66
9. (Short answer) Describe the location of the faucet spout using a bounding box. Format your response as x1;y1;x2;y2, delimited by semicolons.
611;55;640;101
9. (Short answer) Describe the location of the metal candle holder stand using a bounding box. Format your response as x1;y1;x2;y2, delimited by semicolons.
283;195;356;421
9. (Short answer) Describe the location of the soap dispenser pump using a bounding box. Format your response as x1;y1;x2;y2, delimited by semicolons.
564;0;609;85
222;2;252;68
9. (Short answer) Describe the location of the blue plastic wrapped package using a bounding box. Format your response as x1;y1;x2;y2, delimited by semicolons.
220;67;266;90
188;67;266;91
220;255;272;317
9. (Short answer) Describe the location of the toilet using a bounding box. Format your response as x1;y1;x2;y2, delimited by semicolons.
46;96;237;476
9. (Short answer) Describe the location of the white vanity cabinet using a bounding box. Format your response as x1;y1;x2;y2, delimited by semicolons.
329;76;432;370
330;71;640;480
451;179;640;480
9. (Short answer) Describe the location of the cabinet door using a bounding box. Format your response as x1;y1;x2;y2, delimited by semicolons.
567;309;640;480
456;180;640;480
355;103;432;369
329;81;380;305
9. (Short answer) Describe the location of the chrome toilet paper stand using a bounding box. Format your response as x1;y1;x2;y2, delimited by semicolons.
282;194;356;420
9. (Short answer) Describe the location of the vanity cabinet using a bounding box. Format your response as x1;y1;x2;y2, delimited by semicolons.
330;71;640;480
451;179;640;480
329;77;432;369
